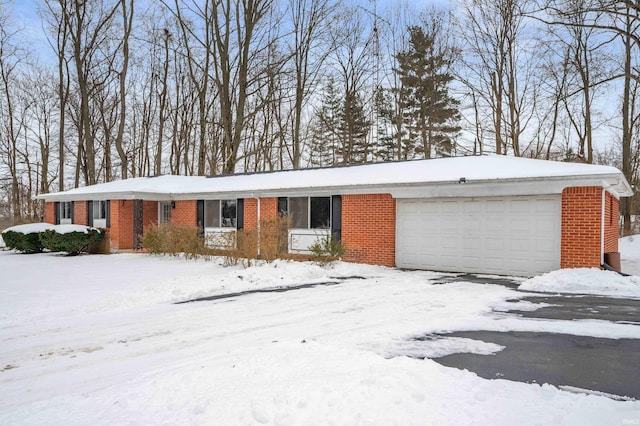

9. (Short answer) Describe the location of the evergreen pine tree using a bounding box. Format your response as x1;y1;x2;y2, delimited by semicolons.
337;90;371;164
309;78;341;166
395;25;461;158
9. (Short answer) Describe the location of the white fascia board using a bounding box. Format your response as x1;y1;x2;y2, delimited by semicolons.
389;175;631;199
37;191;174;202
35;172;633;202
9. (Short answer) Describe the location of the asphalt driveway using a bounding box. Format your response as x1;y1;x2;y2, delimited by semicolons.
427;275;640;400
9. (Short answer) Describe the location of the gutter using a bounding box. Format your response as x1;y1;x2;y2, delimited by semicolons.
33;173;633;202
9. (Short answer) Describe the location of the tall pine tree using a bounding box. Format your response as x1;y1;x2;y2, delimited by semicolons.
309;78;371;166
395;24;460;158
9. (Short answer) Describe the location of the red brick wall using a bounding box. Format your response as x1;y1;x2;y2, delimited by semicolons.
172;200;197;226
604;191;619;253
260;198;278;222
45;202;55;223
244;198;258;230
242;198;277;230
110;200;134;250
74;201;88;226
561;187;602;268
143;201;158;236
342;193;396;267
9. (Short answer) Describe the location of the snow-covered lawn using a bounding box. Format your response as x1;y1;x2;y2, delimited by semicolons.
1;250;640;424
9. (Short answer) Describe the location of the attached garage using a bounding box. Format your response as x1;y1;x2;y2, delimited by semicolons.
396;196;561;276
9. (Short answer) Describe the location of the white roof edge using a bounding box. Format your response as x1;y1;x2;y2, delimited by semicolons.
35;172;633;202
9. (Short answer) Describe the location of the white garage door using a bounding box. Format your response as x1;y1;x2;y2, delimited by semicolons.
396;196;561;276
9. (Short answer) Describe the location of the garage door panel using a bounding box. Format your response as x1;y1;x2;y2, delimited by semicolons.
397;196;561;276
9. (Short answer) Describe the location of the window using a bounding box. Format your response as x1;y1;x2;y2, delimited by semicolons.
93;200;107;221
159;201;172;224
204;199;237;228
58;201;73;224
310;197;331;228
289;197;331;229
289;197;308;228
92;200;109;227
221;200;236;227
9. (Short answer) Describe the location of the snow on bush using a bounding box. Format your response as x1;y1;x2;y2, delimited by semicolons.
2;223;104;254
519;268;640;299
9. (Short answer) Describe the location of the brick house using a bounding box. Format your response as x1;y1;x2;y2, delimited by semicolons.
36;155;633;276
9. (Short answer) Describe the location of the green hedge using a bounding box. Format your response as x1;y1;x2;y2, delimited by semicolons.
2;226;105;255
39;229;105;255
2;231;44;253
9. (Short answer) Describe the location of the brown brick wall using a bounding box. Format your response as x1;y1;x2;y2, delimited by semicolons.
342;193;396;267
561;187;602;268
172;200;197;226
110;200;134;250
45;202;55;223
260;197;278;222
143;201;158;236
244;198;258;230
74;201;88;226
604;191;619;254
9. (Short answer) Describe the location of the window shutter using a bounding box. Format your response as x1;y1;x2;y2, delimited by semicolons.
87;201;93;226
105;200;111;228
197;200;204;234
70;201;75;223
277;197;288;216
236;199;244;230
331;195;342;241
54;202;60;225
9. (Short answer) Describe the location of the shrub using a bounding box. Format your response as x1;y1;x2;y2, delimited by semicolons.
142;223;206;259
39;228;104;255
2;230;44;253
309;233;346;265
259;216;291;262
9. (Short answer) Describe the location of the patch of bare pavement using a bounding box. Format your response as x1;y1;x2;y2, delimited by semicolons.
425;274;640;400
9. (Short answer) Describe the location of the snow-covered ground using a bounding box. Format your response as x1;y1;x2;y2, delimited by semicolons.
621;234;640;275
518;235;640;299
1;248;640;424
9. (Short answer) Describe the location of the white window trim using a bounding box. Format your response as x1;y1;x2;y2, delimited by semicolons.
288;196;332;231
288;229;331;254
287;197;332;253
93;200;107;228
60;202;72;224
158;201;172;225
204;199;237;229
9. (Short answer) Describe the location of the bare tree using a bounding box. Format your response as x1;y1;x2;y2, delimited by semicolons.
114;0;133;179
43;0;71;191
0;6;26;221
458;0;539;156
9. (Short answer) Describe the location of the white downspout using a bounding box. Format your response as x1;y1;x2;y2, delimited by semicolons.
601;189;605;265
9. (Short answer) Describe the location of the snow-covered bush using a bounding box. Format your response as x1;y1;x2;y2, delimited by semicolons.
1;223;55;253
2;230;45;253
39;228;104;255
1;223;105;255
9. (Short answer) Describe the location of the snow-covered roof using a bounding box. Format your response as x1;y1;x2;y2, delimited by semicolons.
37;155;633;202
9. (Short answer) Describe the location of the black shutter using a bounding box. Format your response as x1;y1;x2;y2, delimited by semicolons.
331;195;342;241
277;197;288;216
70;201;75;223
54;202;60;224
105;200;111;228
87;201;93;226
236;198;244;230
197;200;204;235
